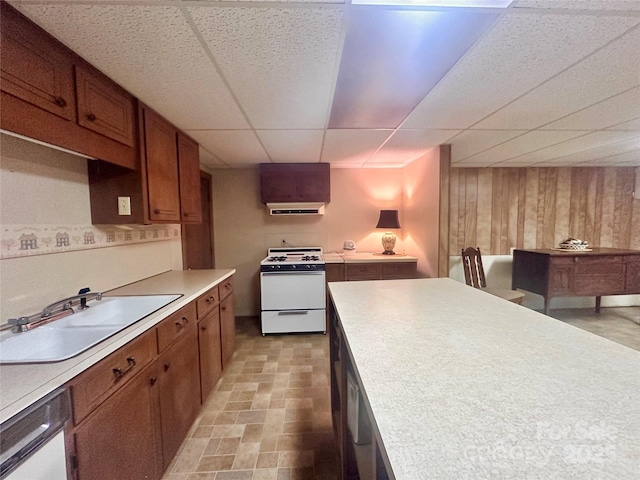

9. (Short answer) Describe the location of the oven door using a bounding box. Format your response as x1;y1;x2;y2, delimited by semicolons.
260;271;326;311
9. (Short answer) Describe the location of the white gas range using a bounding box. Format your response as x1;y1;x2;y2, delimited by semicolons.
260;247;326;335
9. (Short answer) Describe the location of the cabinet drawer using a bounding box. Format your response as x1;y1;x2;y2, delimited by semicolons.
625;262;640;292
220;276;234;300
382;262;416;279
69;329;157;424
574;255;622;265
346;263;381;281
196;285;220;319
157;302;197;353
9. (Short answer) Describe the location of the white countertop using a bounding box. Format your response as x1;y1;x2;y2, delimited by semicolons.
328;278;640;479
324;252;418;263
0;269;234;424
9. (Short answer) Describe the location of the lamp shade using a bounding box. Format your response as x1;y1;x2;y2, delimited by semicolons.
375;210;401;229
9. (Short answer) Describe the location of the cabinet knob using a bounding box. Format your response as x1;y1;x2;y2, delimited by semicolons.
149;376;158;386
54;97;67;107
86;113;97;121
164;362;171;372
175;321;183;329
201;325;207;331
182;317;189;324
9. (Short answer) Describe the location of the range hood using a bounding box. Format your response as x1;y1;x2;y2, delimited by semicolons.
267;203;325;216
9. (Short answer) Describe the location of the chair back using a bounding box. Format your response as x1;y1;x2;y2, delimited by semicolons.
461;247;487;288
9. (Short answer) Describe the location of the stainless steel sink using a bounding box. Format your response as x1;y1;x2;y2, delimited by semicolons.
0;295;181;364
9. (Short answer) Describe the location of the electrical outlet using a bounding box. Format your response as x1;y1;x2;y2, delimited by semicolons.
118;197;131;216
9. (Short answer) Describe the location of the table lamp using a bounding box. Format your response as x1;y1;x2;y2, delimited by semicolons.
375;210;401;255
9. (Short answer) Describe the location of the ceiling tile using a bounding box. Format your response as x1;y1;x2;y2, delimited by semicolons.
321;129;393;165
530;135;640;165
540;87;640;131
402;13;640;129
475;26;640;129
255;130;324;163
449;129;528;162
329;7;498;129
15;3;249;131
461;130;587;164
184;130;269;165
366;129;460;165
188;6;343;129
607;117;640;131
514;0;640;11
505;131;639;164
199;147;228;168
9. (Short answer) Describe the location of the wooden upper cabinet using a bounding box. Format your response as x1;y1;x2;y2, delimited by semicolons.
75;65;135;147
0;2;138;169
0;4;75;121
142;107;181;222
177;132;202;223
260;163;330;204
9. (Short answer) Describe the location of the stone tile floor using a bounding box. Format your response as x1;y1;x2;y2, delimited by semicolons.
162;316;338;480
550;306;640;352
163;306;639;479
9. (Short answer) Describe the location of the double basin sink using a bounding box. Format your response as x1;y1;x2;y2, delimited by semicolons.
0;295;181;364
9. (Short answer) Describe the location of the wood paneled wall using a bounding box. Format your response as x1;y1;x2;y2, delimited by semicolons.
449;167;640;255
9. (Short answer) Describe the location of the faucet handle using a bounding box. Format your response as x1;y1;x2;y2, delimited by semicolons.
78;287;91;295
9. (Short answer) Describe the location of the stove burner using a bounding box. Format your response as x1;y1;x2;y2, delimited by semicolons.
301;255;320;261
268;256;287;262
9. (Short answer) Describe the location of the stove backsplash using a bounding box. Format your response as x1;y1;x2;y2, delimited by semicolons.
264;232;328;250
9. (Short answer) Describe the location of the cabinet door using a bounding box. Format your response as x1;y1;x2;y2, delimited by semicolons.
158;326;201;468
220;294;236;370
0;3;75;121
75;65;135;147
177;132;202;223
143;108;181;222
74;364;162;480
199;309;222;403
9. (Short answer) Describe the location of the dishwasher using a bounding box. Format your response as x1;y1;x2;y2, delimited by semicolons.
0;388;70;480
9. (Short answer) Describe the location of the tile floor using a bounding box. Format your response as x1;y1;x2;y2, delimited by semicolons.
163;306;639;480
550;306;640;352
162;317;338;480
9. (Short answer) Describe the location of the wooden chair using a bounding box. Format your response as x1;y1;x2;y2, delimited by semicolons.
461;247;525;304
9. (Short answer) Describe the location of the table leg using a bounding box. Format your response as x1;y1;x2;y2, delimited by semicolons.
544;297;551;316
595;296;601;314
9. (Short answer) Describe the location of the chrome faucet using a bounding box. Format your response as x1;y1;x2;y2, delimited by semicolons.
8;288;103;333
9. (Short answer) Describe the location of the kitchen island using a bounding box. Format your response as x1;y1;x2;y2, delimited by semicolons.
328;278;640;479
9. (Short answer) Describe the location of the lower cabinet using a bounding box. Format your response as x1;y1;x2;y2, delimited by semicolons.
198;309;223;403
220;294;236;370
158;326;201;469
66;275;236;480
73;363;162;480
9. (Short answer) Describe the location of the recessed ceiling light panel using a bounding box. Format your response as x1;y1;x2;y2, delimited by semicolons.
351;0;513;7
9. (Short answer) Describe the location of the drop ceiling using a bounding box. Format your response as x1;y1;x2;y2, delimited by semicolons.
8;0;640;169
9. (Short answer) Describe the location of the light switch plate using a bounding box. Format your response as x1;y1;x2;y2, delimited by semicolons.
118;197;131;216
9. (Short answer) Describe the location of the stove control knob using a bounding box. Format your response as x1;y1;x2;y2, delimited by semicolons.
292;265;296;269
306;265;311;269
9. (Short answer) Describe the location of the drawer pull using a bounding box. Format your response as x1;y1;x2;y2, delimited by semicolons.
205;296;215;304
149;376;158;386
181;316;189;324
54;97;67;107
113;356;136;380
86;113;97;121
164;362;171;372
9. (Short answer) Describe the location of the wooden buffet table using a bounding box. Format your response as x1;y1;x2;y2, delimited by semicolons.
512;248;640;315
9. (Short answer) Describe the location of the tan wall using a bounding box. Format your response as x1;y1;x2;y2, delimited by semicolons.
0;134;182;321
210;167;406;316
402;148;445;278
449;167;640;255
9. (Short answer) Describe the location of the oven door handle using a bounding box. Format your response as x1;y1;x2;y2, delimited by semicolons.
261;272;325;275
278;311;309;316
